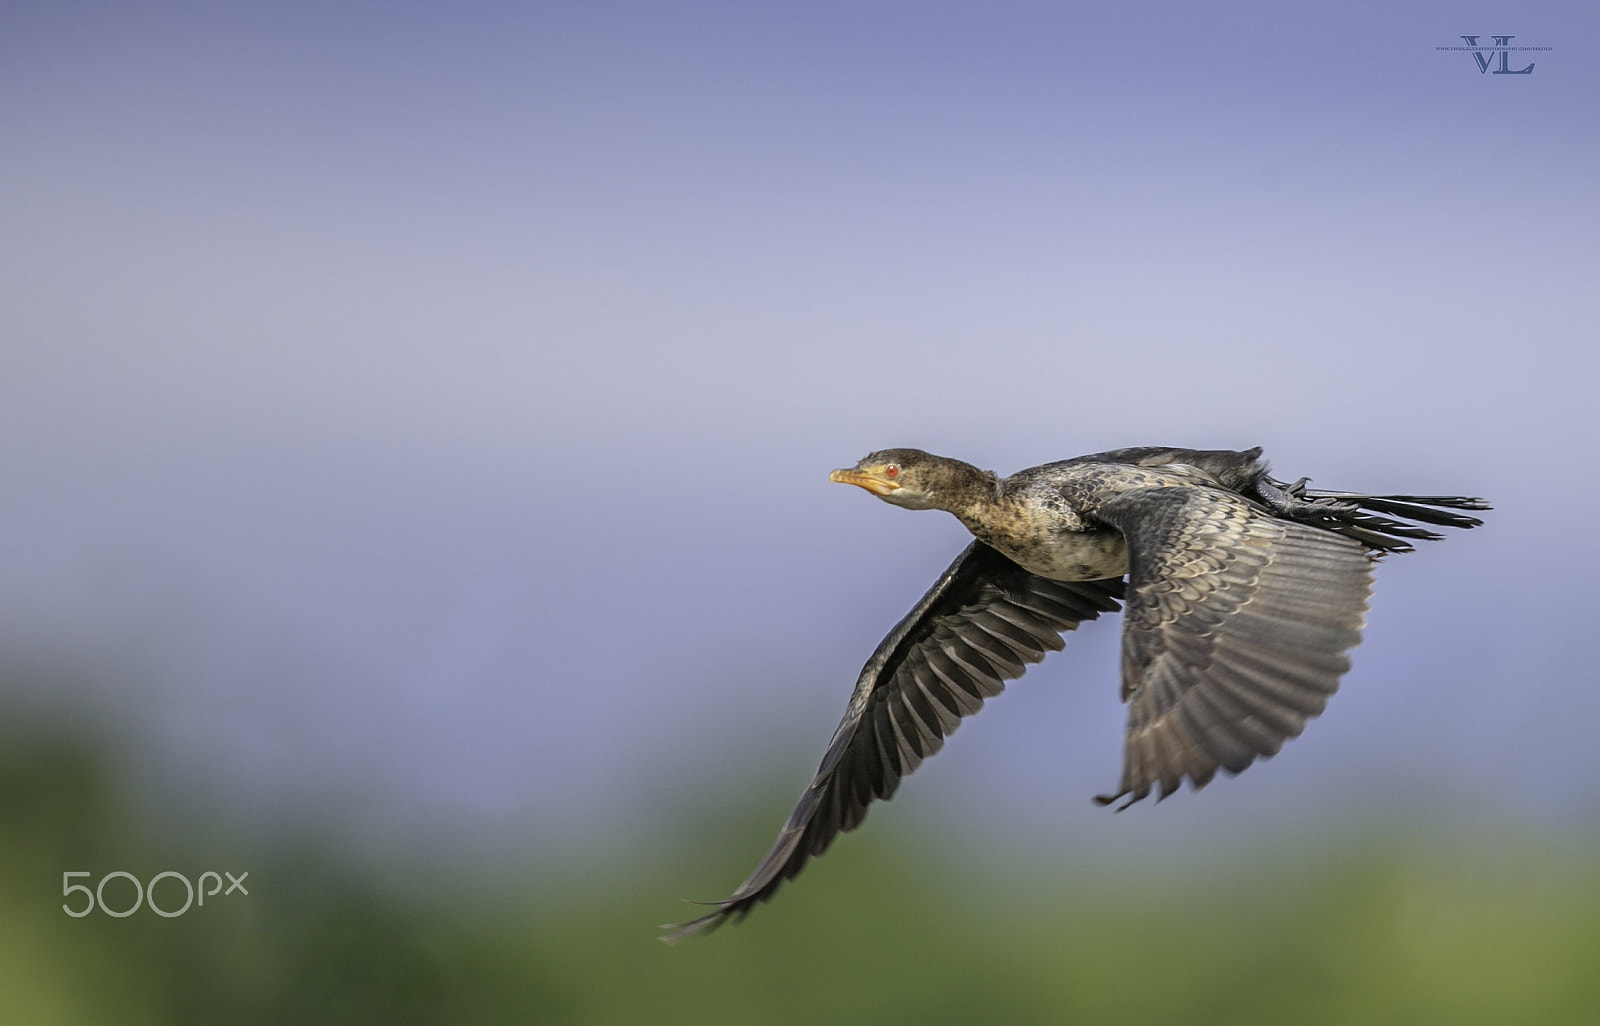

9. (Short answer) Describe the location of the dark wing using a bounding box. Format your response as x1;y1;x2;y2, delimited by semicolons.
1091;486;1374;809
662;541;1123;941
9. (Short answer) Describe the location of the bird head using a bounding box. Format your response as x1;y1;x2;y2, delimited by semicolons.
829;449;959;510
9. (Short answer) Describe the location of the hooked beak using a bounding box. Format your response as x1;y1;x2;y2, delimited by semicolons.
829;467;900;497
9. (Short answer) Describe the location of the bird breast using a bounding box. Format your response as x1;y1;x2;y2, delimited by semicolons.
1003;529;1130;582
959;497;1131;581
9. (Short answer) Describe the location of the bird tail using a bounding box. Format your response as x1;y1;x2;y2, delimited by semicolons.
1257;477;1490;552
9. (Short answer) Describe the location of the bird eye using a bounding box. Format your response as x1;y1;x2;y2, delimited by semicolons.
885;464;899;479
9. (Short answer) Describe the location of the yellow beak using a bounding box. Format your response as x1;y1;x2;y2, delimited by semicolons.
829;467;900;497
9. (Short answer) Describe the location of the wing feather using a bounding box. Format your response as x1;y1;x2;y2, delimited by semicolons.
661;541;1123;941
1093;486;1374;808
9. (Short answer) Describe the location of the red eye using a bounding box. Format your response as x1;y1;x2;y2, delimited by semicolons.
885;464;899;479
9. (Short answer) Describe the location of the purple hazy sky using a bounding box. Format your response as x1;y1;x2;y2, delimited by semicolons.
2;1;1596;866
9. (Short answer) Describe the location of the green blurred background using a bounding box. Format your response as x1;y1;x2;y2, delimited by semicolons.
4;703;1596;1025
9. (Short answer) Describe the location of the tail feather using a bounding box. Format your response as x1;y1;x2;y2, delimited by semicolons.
1341;514;1445;541
1260;477;1490;553
1303;490;1490;529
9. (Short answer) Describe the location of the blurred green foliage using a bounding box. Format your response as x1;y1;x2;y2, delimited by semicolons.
2;725;1598;1025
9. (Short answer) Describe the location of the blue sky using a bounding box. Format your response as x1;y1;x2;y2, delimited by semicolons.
2;1;1596;869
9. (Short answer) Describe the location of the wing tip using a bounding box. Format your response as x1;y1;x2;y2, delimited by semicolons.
1093;790;1144;812
659;901;740;944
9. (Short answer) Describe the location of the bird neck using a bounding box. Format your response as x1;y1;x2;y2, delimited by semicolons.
928;460;1004;525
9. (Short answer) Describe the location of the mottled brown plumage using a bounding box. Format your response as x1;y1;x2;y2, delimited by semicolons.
663;446;1487;941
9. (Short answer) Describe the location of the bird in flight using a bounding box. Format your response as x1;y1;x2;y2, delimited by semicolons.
663;446;1487;941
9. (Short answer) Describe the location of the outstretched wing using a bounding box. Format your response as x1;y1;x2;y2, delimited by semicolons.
662;541;1123;941
1092;486;1374;808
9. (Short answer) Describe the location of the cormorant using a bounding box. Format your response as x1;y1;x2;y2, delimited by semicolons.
663;445;1488;941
